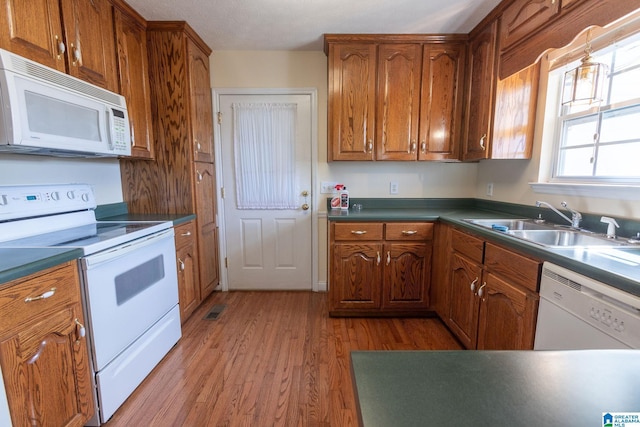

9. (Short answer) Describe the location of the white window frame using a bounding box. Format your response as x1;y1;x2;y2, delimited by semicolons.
531;11;640;200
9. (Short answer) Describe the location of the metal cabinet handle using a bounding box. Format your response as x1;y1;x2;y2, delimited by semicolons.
178;258;185;271
70;43;80;65
55;35;65;58
181;231;192;237
480;134;487;150
367;140;373;153
386;251;391;265
421;141;426;153
410;140;417;153
401;230;418;236
351;230;367;235
25;287;56;303
196;170;203;182
75;318;86;345
477;282;487;299
376;251;381;265
470;278;479;293
196;141;201;152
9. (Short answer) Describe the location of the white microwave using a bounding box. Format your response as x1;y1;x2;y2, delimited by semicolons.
0;49;131;157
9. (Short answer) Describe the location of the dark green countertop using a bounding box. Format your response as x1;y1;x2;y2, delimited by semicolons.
328;198;640;297
0;247;83;285
351;350;640;427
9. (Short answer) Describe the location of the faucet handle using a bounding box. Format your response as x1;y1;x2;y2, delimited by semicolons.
601;216;620;238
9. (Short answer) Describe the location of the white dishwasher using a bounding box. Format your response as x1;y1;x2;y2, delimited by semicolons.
534;262;640;350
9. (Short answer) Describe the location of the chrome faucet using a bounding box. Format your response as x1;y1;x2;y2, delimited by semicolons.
535;200;582;228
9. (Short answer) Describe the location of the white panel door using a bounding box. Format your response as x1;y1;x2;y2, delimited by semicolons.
219;93;312;290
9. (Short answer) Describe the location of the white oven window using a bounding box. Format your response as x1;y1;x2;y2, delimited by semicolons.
115;255;166;305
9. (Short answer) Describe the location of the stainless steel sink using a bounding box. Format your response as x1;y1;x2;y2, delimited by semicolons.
463;218;553;231
506;229;625;248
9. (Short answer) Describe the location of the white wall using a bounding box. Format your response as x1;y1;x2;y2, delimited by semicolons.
0;154;123;204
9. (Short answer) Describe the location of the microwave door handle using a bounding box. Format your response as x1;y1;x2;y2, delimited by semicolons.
106;109;114;150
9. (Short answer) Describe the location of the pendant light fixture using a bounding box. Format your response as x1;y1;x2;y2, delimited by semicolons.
562;29;608;106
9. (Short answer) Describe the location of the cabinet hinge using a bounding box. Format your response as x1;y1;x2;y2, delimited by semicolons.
217;111;222;124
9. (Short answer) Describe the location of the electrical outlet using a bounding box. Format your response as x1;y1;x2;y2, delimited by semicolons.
321;182;339;194
390;182;399;195
486;183;494;197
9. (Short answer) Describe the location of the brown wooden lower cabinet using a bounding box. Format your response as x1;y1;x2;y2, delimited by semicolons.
174;220;200;323
328;221;433;316
0;261;95;426
445;227;541;350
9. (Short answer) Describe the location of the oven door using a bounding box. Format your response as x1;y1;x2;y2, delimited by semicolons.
81;228;179;371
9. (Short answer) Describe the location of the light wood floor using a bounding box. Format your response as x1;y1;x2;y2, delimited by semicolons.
104;291;462;426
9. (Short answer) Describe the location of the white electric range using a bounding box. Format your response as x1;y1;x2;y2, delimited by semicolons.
0;184;181;425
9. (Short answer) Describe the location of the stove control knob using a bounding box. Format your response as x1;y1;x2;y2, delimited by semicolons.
67;191;75;200
81;193;90;202
50;191;60;201
0;195;7;206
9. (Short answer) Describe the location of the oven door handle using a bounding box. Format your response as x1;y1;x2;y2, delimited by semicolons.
82;228;175;268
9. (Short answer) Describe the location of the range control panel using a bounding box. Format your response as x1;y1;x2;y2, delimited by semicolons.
0;184;96;222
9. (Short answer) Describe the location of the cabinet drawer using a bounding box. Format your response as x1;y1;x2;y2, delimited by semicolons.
484;243;541;292
333;223;383;241
174;220;196;249
385;222;433;240
451;228;484;263
0;262;80;333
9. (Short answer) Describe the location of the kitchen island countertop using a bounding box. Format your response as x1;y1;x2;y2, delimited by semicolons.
351;349;640;427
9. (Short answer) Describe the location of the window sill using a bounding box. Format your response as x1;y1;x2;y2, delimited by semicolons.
529;182;640;200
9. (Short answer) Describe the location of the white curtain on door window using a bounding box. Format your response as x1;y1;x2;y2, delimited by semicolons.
232;103;298;209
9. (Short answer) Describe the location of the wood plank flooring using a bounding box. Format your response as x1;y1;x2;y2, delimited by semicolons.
103;291;462;426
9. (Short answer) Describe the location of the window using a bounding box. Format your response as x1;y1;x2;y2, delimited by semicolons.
552;31;640;183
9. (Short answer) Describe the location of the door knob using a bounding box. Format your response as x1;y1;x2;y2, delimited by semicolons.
301;190;309;197
302;203;309;210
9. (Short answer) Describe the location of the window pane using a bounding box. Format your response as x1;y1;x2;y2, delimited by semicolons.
609;67;640;104
557;147;594;176
562;116;598;148
599;106;640;142
596;142;640;177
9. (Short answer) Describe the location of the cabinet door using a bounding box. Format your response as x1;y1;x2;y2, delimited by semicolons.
419;43;465;161
376;43;422;161
195;162;219;299
462;20;497;161
328;43;377;161
500;0;560;51
188;38;214;163
490;63;539;159
175;221;200;323
476;272;539;350
0;0;66;72
447;252;482;349
114;6;154;159
382;242;431;310
0;263;94;427
60;0;118;91
331;243;382;311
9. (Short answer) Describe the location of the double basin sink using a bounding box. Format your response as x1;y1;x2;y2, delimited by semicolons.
463;218;631;249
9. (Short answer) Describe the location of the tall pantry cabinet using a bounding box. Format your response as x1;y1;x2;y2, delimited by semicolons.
120;22;219;316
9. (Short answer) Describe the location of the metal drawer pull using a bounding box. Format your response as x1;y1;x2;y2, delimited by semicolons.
386;251;391;265
75;318;86;345
181;231;192;237
178;258;185;271
25;287;56;303
351;230;367;235
376;251;381;265
470;278;479;293
401;230;418;236
478;283;487;299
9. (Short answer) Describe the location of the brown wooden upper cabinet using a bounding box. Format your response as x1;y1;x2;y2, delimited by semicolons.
325;35;466;162
113;1;154;159
0;0;118;92
499;0;560;52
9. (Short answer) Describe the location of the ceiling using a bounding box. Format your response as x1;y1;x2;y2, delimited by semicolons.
124;0;502;51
